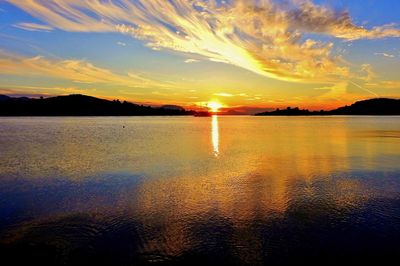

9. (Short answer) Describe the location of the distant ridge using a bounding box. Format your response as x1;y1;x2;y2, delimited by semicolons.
0;94;197;116
329;98;400;115
255;98;400;116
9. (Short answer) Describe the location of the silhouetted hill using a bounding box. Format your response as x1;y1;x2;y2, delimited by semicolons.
255;98;400;116
0;94;196;116
329;98;400;115
0;95;11;102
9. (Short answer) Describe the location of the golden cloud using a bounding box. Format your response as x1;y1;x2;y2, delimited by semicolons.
0;51;170;89
7;0;400;83
0;86;95;96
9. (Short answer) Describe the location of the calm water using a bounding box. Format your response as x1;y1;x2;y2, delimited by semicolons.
1;116;400;265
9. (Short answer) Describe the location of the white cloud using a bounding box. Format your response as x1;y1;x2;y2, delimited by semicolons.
374;52;395;58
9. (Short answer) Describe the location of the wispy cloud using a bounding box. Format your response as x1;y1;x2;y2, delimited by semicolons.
213;92;250;98
365;80;400;89
13;22;53;32
8;0;400;83
360;64;375;82
0;85;95;97
312;80;382;103
374;52;395;58
184;59;199;63
117;41;127;46
0;51;170;89
214;92;234;97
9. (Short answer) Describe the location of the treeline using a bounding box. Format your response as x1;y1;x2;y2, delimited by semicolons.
0;94;197;116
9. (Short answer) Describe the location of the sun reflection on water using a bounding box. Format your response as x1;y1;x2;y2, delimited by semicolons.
1;117;400;264
212;115;219;157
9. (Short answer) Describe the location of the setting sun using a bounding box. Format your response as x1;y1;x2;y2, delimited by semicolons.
207;101;223;113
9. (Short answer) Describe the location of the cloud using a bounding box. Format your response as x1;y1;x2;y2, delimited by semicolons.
117;41;127;46
365;80;400;90
14;22;53;32
282;1;400;40
313;80;380;102
184;59;199;63
374;52;395;58
313;82;349;102
7;0;400;83
360;64;375;82
0;51;170;89
213;92;250;98
0;86;95;97
213;92;233;97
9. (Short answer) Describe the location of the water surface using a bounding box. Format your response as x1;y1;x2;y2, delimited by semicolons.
1;116;400;265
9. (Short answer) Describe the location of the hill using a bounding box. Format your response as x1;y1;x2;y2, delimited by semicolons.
0;94;196;116
329;98;400;115
255;98;400;116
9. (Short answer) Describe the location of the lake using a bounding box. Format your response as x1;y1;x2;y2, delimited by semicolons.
1;116;400;265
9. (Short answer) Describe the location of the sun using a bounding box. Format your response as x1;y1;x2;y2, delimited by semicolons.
207;101;223;113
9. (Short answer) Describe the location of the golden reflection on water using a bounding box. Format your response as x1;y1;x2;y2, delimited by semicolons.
211;115;219;157
1;117;400;264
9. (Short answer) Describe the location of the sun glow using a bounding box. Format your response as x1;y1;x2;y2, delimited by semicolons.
207;101;223;113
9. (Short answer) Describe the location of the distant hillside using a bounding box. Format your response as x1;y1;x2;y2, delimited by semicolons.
0;94;196;116
329;98;400;115
255;98;400;116
255;107;318;116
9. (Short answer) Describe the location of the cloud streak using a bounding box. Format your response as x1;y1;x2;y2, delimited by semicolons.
0;51;170;89
365;80;400;90
7;0;400;83
14;22;53;32
374;52;395;58
117;41;127;46
184;59;199;63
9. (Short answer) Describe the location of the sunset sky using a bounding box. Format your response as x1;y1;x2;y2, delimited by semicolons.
0;0;399;113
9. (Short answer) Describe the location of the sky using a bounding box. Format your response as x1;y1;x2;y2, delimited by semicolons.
0;0;399;113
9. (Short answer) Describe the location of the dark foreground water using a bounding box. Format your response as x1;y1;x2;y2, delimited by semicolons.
1;116;400;265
